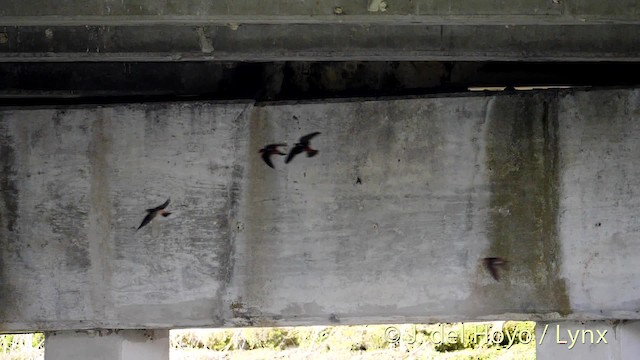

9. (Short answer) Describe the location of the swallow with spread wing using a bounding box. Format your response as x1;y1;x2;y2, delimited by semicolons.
259;143;287;169
483;257;509;281
285;132;321;164
137;198;171;231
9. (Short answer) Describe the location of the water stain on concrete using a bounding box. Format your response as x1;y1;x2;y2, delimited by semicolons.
86;108;114;319
0;116;19;323
213;104;252;323
242;106;274;304
65;242;91;271
477;93;571;316
0;130;18;233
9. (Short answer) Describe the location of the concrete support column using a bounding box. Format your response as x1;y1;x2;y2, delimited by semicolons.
44;329;169;360
536;321;640;359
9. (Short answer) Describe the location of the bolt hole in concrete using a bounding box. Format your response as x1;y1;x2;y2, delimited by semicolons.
1;322;536;358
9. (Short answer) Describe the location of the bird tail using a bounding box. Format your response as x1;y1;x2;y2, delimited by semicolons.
306;149;318;157
162;212;172;217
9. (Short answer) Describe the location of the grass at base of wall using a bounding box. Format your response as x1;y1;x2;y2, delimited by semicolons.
0;333;44;360
170;322;535;359
0;322;535;360
171;343;533;360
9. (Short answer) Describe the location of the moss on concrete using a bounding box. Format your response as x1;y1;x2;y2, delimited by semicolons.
484;93;571;316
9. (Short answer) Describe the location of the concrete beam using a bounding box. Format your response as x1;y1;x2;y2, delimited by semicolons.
44;330;169;360
2;88;640;332
1;24;640;62
3;0;639;61
1;0;639;25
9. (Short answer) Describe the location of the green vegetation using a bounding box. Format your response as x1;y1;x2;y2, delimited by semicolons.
170;322;536;359
1;322;536;359
0;333;44;360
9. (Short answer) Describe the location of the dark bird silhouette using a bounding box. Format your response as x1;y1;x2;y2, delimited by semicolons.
285;132;321;164
137;198;171;231
483;257;509;281
259;143;287;169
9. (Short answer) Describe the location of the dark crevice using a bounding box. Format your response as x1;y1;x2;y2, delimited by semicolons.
0;61;639;106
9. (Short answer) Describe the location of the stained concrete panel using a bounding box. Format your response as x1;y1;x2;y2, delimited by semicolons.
231;98;494;326
1;89;640;332
0;102;252;330
558;90;640;317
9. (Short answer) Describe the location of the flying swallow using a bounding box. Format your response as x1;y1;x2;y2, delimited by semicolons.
483;257;509;281
285;132;321;164
137;198;171;231
259;143;287;169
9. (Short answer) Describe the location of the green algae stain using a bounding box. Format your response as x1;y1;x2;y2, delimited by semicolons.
484;93;571;316
0;116;19;325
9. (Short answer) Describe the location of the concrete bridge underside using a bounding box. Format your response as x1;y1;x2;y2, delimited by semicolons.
3;1;640;359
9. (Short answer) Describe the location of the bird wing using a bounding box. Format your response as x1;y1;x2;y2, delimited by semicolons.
488;264;499;281
261;151;275;168
261;143;287;153
299;132;321;145
137;212;156;231
156;198;170;210
285;145;304;163
484;259;500;281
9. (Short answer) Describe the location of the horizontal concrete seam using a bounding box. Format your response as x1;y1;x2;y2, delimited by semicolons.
3;55;640;63
3;15;640;26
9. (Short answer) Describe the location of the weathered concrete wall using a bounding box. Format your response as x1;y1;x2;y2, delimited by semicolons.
1;88;640;332
0;102;251;330
559;90;640;316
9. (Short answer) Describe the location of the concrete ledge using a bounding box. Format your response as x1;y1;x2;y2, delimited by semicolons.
1;0;639;24
1;24;640;62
